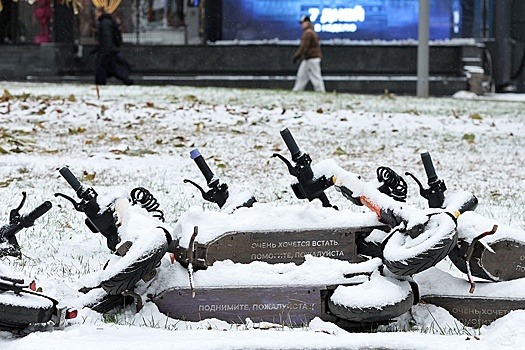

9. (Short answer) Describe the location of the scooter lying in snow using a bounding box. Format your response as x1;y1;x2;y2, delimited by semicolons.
269;129;525;328
405;151;525;285
273;141;525;287
283;140;525;327
0;192;76;333
55;167;170;313
153;135;424;329
172;143;387;269
391;151;525;327
272;128;460;277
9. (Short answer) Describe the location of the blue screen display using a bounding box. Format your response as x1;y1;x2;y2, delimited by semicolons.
222;0;462;41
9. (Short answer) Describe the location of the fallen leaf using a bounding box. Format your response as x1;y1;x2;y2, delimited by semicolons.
462;133;475;143
333;147;347;156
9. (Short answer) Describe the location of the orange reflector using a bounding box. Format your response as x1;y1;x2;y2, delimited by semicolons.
360;195;382;218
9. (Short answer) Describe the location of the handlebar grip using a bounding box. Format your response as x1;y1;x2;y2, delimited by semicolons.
280;128;301;159
22;201;52;227
421;152;438;183
190;149;215;184
59;167;82;192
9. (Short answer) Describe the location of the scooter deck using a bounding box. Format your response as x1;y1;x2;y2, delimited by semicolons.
153;279;414;330
154;285;335;326
480;240;525;281
449;239;525;282
174;225;387;269
422;294;525;327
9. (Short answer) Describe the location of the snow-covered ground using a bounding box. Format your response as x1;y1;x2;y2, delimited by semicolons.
0;82;524;349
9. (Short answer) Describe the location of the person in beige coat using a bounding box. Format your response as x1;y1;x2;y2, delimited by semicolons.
292;16;326;92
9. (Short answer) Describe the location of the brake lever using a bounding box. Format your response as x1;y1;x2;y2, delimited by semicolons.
272;153;299;178
54;193;83;212
9;192;27;223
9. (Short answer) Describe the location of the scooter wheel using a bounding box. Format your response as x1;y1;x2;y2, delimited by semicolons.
0;292;55;329
87;294;133;314
100;244;167;295
327;276;414;323
382;212;457;276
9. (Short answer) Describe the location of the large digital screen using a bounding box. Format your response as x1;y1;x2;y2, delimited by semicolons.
222;0;462;41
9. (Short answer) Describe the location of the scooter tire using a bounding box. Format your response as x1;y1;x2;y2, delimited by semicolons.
0;293;54;329
100;244;167;295
327;280;414;323
382;213;458;276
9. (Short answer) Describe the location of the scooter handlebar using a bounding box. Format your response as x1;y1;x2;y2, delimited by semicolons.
280;128;301;160
21;201;52;227
59;167;82;192
190;149;216;185
421;152;438;184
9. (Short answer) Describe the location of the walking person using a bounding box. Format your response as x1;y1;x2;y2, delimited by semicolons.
292;15;326;92
94;7;133;94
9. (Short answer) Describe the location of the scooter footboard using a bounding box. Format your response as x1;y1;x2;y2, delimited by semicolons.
153;278;413;329
154;285;332;326
173;225;388;270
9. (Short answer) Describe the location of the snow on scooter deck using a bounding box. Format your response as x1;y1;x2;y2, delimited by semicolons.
171;204;388;269
449;210;525;282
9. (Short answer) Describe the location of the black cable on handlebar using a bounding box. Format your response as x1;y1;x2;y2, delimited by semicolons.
130;187;165;222
376;167;408;202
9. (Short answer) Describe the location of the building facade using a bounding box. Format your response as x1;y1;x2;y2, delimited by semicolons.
0;0;523;92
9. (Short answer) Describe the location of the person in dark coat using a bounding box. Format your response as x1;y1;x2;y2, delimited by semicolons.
94;7;133;86
292;15;325;92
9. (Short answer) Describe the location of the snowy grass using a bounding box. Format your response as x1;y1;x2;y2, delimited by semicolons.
0;82;524;348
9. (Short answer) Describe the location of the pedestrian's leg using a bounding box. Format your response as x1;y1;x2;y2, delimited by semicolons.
111;54;134;85
94;54;108;99
292;61;309;91
95;54;109;86
308;58;326;92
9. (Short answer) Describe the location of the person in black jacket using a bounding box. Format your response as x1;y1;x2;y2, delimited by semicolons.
94;7;133;86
